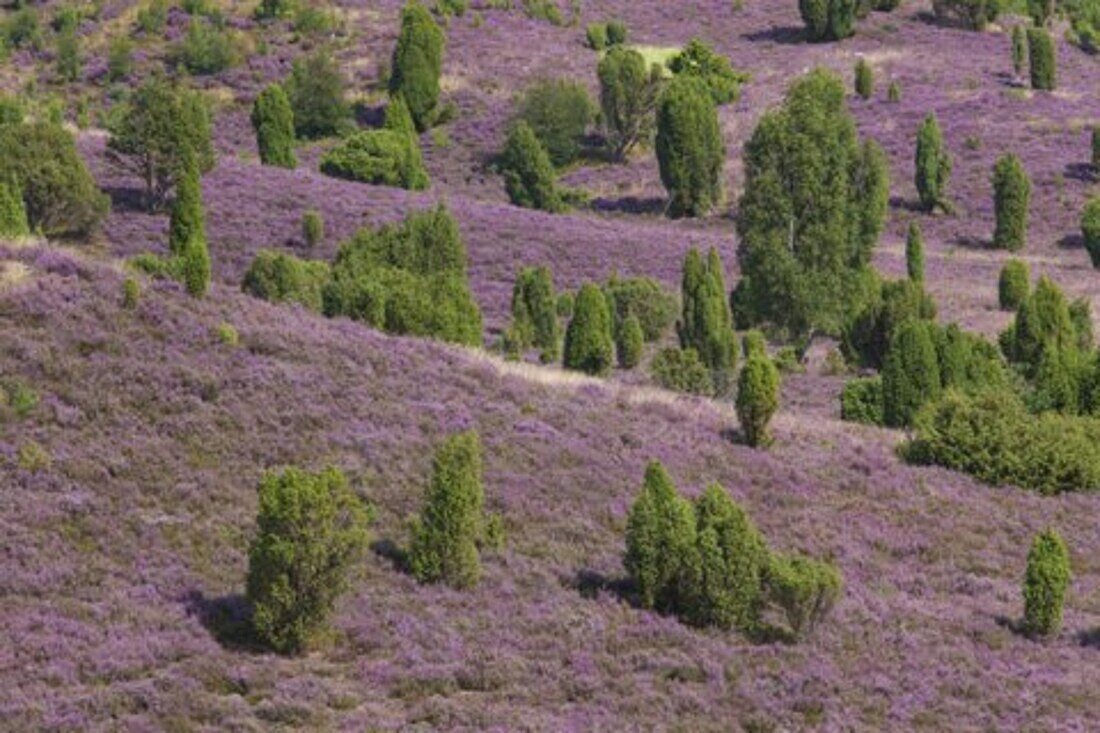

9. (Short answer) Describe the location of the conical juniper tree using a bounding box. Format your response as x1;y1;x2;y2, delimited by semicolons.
915;113;952;213
389;2;445;132
624;461;697;612
563;282;614;375
678;248;737;394
251;84;297;168
655;76;724;218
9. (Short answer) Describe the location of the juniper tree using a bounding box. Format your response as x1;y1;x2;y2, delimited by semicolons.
511;265;560;361
517;78;593;167
168;151;204;259
384;95;417;136
563;282;614;375
1028;28;1056;91
915;113;952;213
1028;0;1055;27
0;181;29;237
251;84;297;168
500;121;564;213
667;38;746;105
655;77;724;218
882;319;941;427
409;431;487;589
616;313;644;369
597;46;662;161
246;466;369;654
854;57;873;99
389;2;445;132
1012;25;1028;77
624;461;697;612
998;258;1030;311
1081;198;1100;268
285;49;348;139
1023;528;1070;637
679;248;737;394
737;353;780;448
906;222;925;285
992;154;1030;252
1005;275;1076;373
302;210;324;248
733;68;888;338
799;0;857;42
742;329;767;359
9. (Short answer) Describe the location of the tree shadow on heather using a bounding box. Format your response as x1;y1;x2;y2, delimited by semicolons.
1077;628;1100;647
889;195;929;214
103;185;154;214
952;234;990;250
741;26;805;45
1057;233;1084;250
590;196;667;216
370;538;410;574
1064;162;1095;183
184;590;266;653
353;101;386;129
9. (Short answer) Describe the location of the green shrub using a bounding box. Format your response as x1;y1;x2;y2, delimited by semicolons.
616;314;644;369
934;324;1009;395
0;96;24;127
556;291;574;319
598;46;662;161
998;259;1030;310
1029;343;1084;415
517;78;593;167
168;152;204;258
55;24;81;82
1012;25;1028;76
563;282;614;375
667;39;748;105
737;353;781;448
500;121;563;212
931;0;1000;29
0;180;29;238
293;4;336;36
603;274;678;343
255;0;294;19
302;210;324;248
679;249;737;394
841;376;885;425
992;154;1031;252
4;380;39;419
1001;275;1076;374
650;347;713;395
854;57;873;99
624;461;697;612
122;277;141;310
136;0;169;33
175;19;236;75
882;319;941;428
799;0;857;41
915;113;952;213
1028;28;1056;90
320;129;429;190
763;553;842;641
887;81;901;102
3;7;42;51
107;35;133;82
286;50;349;139
1070;297;1093;352
1081;198;1100;268
1023;529;1070;636
656;77;724;218
389;2;445;131
843;277;936;370
585;22;608;50
510;265;560;362
742;330;766;359
252;84;297;169
246;466;369;654
243;250;331;312
216;322;239;346
606;19;628;45
906;222;924;285
0;122;109;237
409;431;488;588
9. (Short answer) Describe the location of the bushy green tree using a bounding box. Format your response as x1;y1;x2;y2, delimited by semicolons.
1030;343;1084;415
841;375;885;425
0;181;29;238
854;57;873;99
1028;28;1056;90
906;222;925;285
737;353;781;448
1081;197;1100;268
251;84;297;168
243;250;331;312
742;330;767;359
1002;275;1076;374
679;248;738;394
598;46;662;161
302;210;324;248
650;347;713;395
998;258;1030;311
616;313;644;368
320;130;430;190
931;0;1000;30
517;78;593;167
655;77;724;218
286;49;349;139
915;113;952;213
686;485;769;630
799;0;857;41
246;466;369;654
563;282;614;375
763;553;843;640
1023;529;1070;637
624;461;697;612
883;319;941;427
510;265;560;361
168;152;203;258
500;121;563;213
409;431;488;588
603;275;678;342
734;69;888;338
992;154;1030;251
667;39;747;105
1028;0;1055;27
176;18;236;75
1012;24;1028;76
389;2;445;132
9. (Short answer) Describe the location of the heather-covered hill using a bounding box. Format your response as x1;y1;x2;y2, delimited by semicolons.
2;247;1100;730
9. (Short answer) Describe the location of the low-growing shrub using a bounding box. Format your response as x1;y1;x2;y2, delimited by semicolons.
931;0;1000;30
286;50;349;139
175;19;237;75
604;274;678;342
650;347;712;395
242;250;331;312
320;129;429;190
516;78;593;167
841;376;884;425
122;277;141;310
763;553;842;641
1023;529;1070;637
585;22;608;50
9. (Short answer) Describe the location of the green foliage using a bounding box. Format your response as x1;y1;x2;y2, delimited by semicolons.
107;35;133;82
510;265;561;362
799;0;857;41
0;180;29;238
679;249;738;394
55;24;81;82
992;154;1031;252
624;461;697;612
302;210;324;248
1001;275;1076;375
616;314;644;369
843;277;937;371
934;323;1009;396
556;291;574;319
0;122;109;237
1069;297;1093;352
0;96;24;127
915;113;952;213
251;84;297;169
2;379;39;419
500;121;563;212
1028;28;1056;90
242;250;331;312
931;0;1000;29
906;222;924;285
1012;25;1028;76
136;0;169;34
324;205;482;346
650;347;713;395
667;39;748;105
1028;0;1055;27
656;77;724;218
998;258;1030;311
606;19;628;45
217;322;239;346
3;7;42;51
733;69;887;339
409;431;488;588
320;129;430;190
763;553;842;640
598;46;663;160
854;57;873;99
585;22;608;50
1023;529;1070;636
168;153;204;258
742;330;766;359
737;354;781;448
389;2;445;132
286;49;349;139
107;77;215;208
255;0;294;19
841;375;885;425
122;277;141;310
1081;197;1100;268
176;19;236;75
517;78;593;167
603;274;678;342
1093;127;1100;170
563;282;615;375
1029;343;1084;415
882;319;941;428
246;466;369;654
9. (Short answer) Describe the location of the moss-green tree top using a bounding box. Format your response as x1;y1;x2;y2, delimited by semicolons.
655;76;724;219
667;38;746;105
389;2;445;132
624;461;697;612
251;83;297;168
563;282;614;375
1023;528;1070;637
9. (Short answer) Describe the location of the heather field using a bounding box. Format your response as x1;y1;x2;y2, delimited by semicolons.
2;0;1100;731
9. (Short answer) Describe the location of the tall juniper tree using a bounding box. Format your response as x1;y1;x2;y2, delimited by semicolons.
655;77;724;218
389;1;445;132
251;84;297;168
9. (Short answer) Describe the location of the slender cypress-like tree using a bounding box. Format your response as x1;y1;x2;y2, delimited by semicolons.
1023;528;1070;637
882;319;941;427
906;222;924;285
1028;28;1056;91
389;2;445;132
563;283;614;375
992;154;1031;252
251;84;297;168
624;461;697;612
737;353;780;448
915;113;952;213
500;121;564;213
679;248;737;394
655;77;724;218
